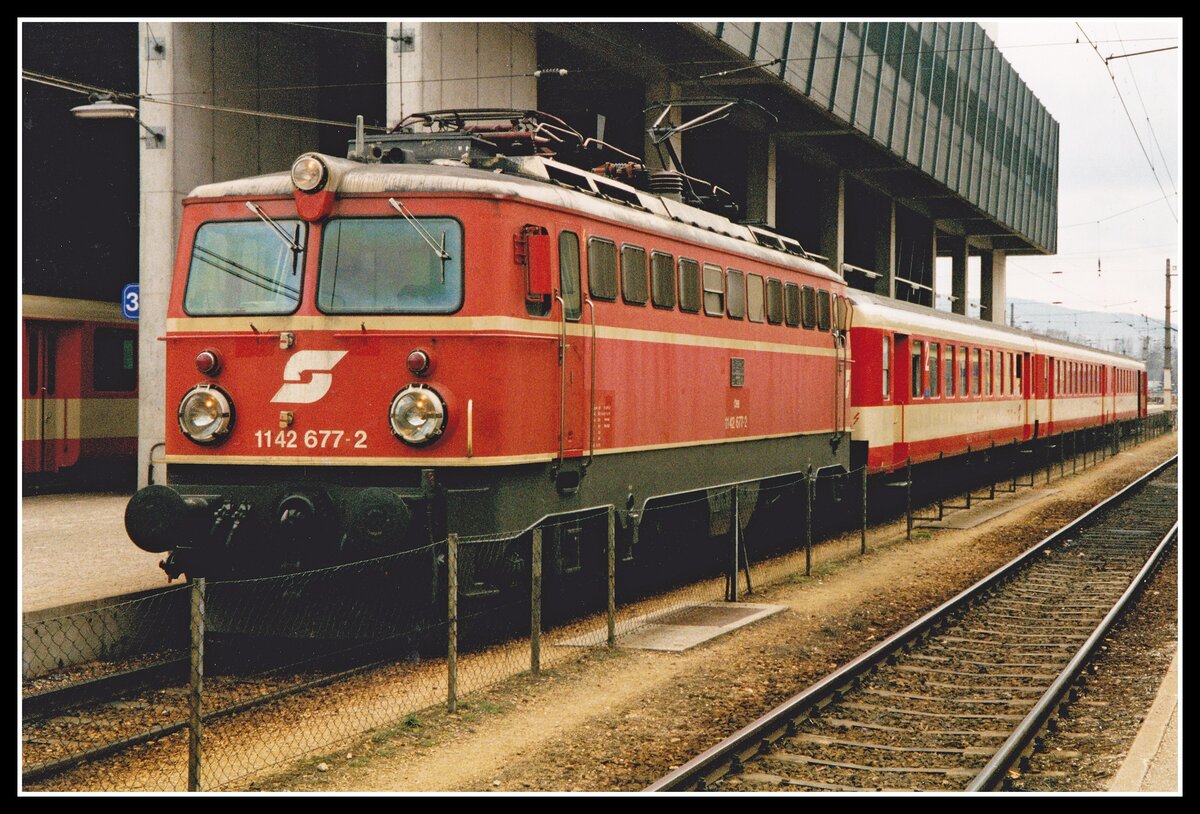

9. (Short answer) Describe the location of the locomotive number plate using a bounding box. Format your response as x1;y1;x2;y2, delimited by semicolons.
253;429;368;449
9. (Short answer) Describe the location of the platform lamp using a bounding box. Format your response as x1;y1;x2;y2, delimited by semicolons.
70;94;165;149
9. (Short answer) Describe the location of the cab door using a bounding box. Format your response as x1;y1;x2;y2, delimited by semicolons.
555;230;588;460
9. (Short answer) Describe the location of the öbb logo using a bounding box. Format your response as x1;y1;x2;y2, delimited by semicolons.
271;350;349;404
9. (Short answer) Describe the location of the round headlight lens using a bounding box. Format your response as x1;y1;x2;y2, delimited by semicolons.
389;385;447;446
291;154;327;192
178;385;234;445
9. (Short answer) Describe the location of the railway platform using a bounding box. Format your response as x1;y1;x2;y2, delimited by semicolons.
21;491;170;615
1109;648;1179;793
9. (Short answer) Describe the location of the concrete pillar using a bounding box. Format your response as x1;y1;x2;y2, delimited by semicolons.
388;21;536;126
872;199;897;298
949;236;968;315
926;223;937;308
745;133;777;228
980;249;1007;325
818;169;845;276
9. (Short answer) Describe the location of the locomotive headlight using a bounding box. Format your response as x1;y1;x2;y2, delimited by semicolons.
291;154;328;193
178;385;234;445
389;384;447;446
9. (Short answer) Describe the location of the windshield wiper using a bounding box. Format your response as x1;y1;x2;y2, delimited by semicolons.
387;197;450;283
245;202;303;274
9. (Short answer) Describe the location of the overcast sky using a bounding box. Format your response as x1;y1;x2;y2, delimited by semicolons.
983;18;1181;329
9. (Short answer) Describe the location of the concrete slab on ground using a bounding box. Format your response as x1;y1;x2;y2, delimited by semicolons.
559;602;787;652
916;489;1060;530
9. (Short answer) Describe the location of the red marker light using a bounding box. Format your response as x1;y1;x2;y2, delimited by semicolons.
196;349;222;376
407;349;431;376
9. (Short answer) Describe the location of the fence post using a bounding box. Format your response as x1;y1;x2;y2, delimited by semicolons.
964;445;972;509
989;441;997;500
860;464;868;555
805;466;814;577
607;507;616;647
1072;429;1077;475
447;533;458;713
531;527;541;675
727;486;740;602
905;457;913;541
187;577;205;793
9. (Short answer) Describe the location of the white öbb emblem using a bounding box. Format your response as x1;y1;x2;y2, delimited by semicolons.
271;350;349;404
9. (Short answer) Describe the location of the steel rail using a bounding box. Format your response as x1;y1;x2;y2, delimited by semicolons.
646;454;1177;792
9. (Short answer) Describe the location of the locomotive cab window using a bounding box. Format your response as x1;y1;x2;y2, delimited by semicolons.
678;258;701;313
186;219;307;315
650;251;675;309
318;217;463;313
817;290;831;331
587;237;618;301
702;264;724;317
620;244;648;305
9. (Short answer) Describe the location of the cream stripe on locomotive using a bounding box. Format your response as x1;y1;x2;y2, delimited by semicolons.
166;315;841;358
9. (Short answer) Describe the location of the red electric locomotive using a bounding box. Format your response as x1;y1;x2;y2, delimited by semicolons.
23;295;139;488
125;111;853;580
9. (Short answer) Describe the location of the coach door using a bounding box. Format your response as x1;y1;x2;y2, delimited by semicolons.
24;322;64;473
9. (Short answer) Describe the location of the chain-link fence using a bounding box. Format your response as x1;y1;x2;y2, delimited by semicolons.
22;414;1173;791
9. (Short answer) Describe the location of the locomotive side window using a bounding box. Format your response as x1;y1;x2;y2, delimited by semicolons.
186;220;306;315
678;258;701;313
559;231;582;321
929;342;940;397
587;237;618;301
800;286;817;329
94;328;138;392
650;251;676;309
318;218;463;314
817;289;831;331
746;274;765;323
726;270;746;319
620;245;648;305
702;264;724;317
765;278;784;325
882;335;891;400
911;340;924;399
784;283;801;327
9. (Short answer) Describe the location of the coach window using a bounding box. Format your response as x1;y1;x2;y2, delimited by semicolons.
587;238;618;301
971;348;981;395
929;342;940;398
1015;355;1024;395
94;328;137;392
702;263;724;317
726;270;746;319
650;251;675;309
800;286;817;329
677;258;701;313
784;283;801;327
746;274;765;323
766;278;784;325
882;336;891;400
620;245;648;306
817;289;831;331
958;346;969;397
984;350;993;396
943;346;953;397
911;340;925;399
559;232;582;321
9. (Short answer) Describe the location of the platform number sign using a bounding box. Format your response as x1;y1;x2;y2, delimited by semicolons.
122;283;140;321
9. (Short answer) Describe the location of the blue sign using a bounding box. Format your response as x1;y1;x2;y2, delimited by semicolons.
122;283;140;320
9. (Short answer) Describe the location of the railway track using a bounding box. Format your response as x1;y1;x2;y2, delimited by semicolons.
648;457;1178;793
